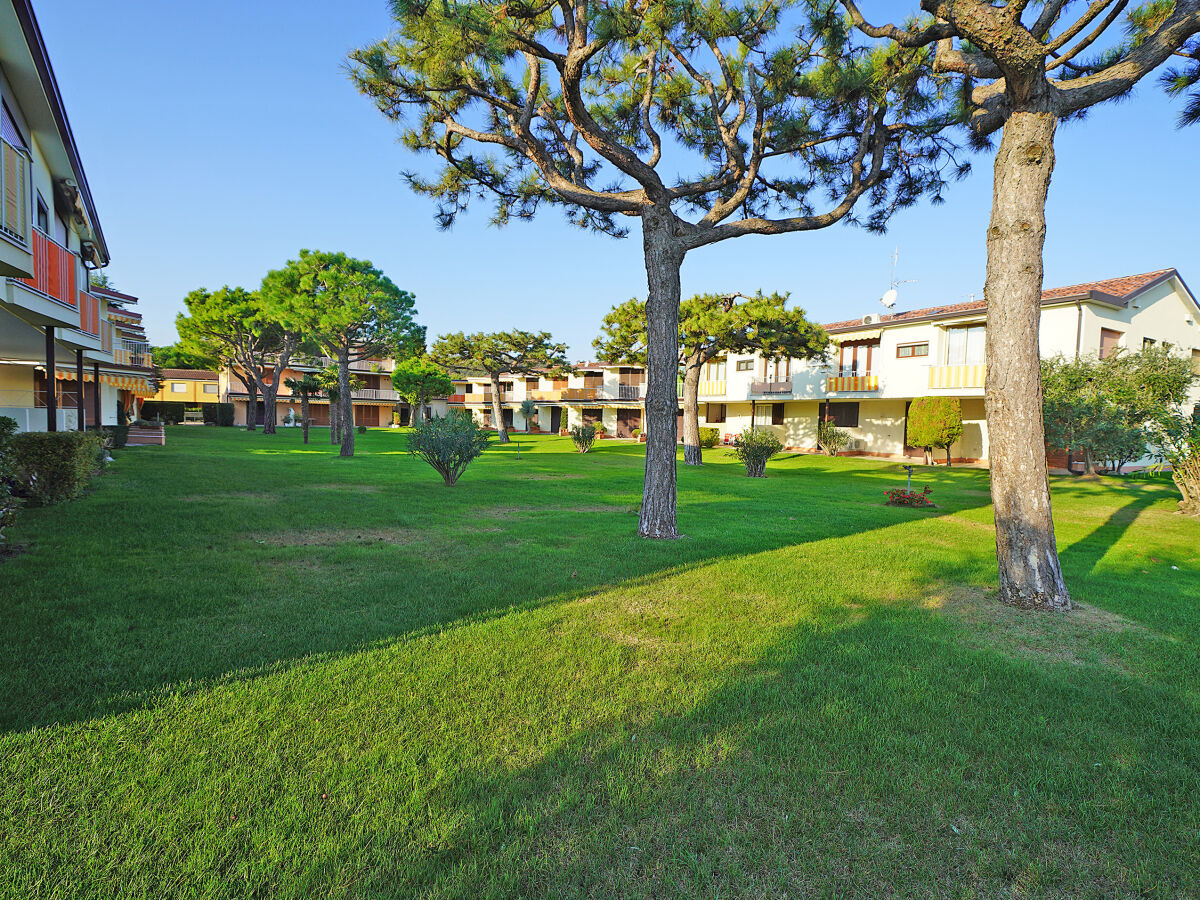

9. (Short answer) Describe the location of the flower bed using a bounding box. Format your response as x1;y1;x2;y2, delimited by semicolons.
884;485;934;507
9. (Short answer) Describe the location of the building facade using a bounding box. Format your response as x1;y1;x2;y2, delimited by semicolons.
447;270;1200;465
0;0;154;432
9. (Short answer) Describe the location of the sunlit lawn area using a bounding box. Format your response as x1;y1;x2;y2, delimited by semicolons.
1;426;1197;898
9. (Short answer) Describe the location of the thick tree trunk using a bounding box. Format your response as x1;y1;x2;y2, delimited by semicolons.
681;352;703;467
1082;446;1097;476
246;378;258;432
338;349;354;458
259;375;278;435
984;105;1070;611
301;395;310;444
639;213;684;539
490;374;509;443
329;401;340;445
945;446;952;467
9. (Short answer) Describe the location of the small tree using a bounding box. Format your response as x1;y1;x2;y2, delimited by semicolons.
284;374;322;445
0;416;19;546
906;397;964;466
430;331;571;444
266;250;424;458
570;424;597;454
817;418;851;456
391;357;454;428
595;292;828;466
1153;413;1200;514
731;427;783;478
407;414;493;485
520;398;537;432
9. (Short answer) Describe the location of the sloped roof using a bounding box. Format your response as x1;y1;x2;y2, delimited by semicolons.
161;369;218;380
823;269;1181;333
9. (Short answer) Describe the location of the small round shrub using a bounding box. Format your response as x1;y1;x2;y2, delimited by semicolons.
571;424;597;453
730;427;783;477
407;414;493;485
698;427;720;449
817;418;850;456
357;424;368;434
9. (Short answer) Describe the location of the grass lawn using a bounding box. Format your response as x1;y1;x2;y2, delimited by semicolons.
1;426;1198;898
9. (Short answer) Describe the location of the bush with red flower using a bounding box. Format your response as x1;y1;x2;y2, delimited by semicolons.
884;485;933;507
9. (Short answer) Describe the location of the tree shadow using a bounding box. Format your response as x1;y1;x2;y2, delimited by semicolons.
0;430;994;733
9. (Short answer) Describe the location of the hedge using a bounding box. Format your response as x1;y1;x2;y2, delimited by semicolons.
90;424;129;449
10;430;106;505
202;403;235;427
140;401;187;424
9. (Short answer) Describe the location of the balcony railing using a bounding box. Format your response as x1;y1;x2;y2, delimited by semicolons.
114;345;153;368
698;380;726;397
928;363;985;389
352;388;400;401
1;137;30;247
18;230;78;308
616;383;644;400
462;392;511;404
297;356;395;374
78;290;100;336
447;394;465;403
825;372;880;392
751;380;792;394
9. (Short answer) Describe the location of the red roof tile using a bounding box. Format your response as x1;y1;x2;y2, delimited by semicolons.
823;269;1178;332
161;369;218;380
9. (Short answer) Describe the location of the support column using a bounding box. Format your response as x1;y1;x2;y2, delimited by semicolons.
45;326;57;432
76;349;86;430
93;363;102;426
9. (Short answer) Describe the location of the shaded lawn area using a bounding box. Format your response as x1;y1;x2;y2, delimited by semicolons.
1;426;1197;898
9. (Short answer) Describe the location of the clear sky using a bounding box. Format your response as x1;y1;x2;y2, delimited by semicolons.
35;1;1200;359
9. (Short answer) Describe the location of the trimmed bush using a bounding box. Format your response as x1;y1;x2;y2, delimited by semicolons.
140;401;187;425
407;414;493;485
89;424;129;449
202;403;235;427
906;397;964;466
817;418;850;456
571;424;597;453
357;424;368;434
730;427;783;477
0;416;19;544
698;427;720;449
10;430;105;505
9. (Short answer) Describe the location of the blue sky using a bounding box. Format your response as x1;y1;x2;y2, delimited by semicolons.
37;1;1200;359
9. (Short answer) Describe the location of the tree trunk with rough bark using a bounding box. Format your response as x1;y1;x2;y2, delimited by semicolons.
300;394;310;444
639;212;683;539
338;348;355;458
329;400;340;445
945;446;952;467
681;351;703;467
984;102;1071;611
259;374;278;435
1081;446;1097;476
490;374;509;443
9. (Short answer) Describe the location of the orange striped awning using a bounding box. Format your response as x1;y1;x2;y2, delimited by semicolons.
55;369;153;394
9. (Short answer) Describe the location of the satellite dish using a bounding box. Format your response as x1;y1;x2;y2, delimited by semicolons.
880;288;898;309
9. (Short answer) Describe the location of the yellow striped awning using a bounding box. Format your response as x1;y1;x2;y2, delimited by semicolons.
831;329;882;343
55;369;153;393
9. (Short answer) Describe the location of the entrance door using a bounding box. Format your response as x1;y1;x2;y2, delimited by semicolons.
616;408;641;438
550;407;562;432
255;402;266;426
502;408;514;430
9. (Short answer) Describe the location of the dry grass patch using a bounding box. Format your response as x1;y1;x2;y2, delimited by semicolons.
479;504;627;519
253;528;432;547
180;491;277;503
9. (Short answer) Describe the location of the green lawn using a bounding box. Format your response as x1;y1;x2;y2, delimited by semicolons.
1;427;1197;898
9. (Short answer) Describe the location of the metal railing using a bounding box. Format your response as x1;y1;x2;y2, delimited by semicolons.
352;388;400;401
616;383;644;400
751;380;792;394
297;356;395;374
0;137;30;246
114;343;153;367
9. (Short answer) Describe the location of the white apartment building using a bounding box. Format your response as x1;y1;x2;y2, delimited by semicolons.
451;269;1200;464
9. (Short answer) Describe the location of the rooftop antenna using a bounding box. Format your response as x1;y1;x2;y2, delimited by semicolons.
880;247;916;310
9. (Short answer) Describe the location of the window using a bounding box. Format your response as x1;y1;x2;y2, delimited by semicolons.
1143;337;1156;350
170;383;187;393
705;358;727;380
896;342;929;359
1192;349;1200;376
707;403;726;423
1;100;27;149
735;359;754;371
203;383;218;394
838;341;878;376
1099;328;1122;359
35;193;48;233
822;402;859;428
771;403;784;426
946;325;985;365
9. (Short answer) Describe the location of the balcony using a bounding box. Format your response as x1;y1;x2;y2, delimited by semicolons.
17;230;78;309
928;364;985;390
825;372;880;393
462;392;511;404
616;383;644;400
699;380;726;397
114;343;153;368
351;388;400;401
1;137;31;252
78;291;100;336
751;380;792;395
447;393;465;403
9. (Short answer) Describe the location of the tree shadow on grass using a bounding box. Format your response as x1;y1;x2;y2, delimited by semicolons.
0;432;998;733
345;574;1200;899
